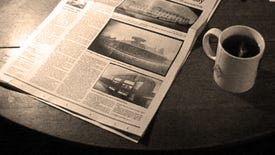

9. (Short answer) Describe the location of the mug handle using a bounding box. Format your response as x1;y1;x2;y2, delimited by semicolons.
202;28;222;61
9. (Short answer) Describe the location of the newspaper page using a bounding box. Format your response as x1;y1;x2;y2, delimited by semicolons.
0;0;220;142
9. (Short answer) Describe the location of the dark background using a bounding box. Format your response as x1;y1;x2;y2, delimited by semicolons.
1;116;275;154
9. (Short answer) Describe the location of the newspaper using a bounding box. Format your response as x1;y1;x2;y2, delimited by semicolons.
0;0;220;142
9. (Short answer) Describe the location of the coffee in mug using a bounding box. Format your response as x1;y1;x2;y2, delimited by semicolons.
202;25;265;93
222;35;260;58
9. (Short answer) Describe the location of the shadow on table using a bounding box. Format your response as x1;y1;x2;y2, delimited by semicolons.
0;81;26;94
236;69;275;113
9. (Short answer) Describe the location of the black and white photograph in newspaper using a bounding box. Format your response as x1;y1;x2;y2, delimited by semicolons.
114;0;202;32
88;19;183;76
66;0;87;9
93;64;162;109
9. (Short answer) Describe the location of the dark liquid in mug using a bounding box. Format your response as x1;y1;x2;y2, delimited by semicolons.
222;35;260;58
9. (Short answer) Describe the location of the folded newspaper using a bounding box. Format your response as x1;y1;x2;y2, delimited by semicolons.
0;0;220;142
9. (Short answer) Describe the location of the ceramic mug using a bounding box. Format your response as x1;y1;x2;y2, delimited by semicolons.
202;25;265;93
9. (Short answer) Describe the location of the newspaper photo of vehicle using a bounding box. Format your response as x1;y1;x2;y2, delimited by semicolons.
94;63;162;108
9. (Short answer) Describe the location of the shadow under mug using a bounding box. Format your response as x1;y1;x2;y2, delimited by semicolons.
202;25;265;93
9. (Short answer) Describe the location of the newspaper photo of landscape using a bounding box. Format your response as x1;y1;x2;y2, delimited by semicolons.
93;64;162;108
114;0;202;32
88;19;183;76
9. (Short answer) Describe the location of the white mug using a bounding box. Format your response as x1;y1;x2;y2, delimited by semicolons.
202;25;265;93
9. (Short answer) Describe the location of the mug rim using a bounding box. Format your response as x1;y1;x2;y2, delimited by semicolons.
218;25;265;60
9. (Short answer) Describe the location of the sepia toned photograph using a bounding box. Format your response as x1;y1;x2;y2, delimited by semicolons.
4;0;275;152
93;64;162;108
66;0;87;9
114;0;202;32
88;19;183;76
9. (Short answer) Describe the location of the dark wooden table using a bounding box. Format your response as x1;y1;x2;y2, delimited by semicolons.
1;0;275;151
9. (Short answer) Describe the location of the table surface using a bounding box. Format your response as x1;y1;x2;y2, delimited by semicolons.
0;0;275;150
